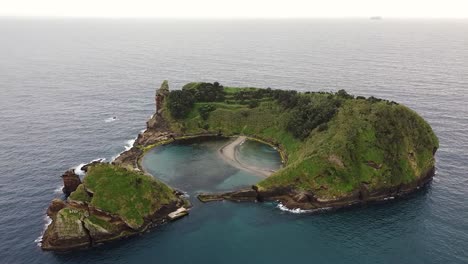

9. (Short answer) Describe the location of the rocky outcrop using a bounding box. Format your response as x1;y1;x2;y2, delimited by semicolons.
42;184;189;251
197;166;436;211
47;199;66;217
61;170;81;196
81;159;105;172
42;207;91;251
112;147;143;169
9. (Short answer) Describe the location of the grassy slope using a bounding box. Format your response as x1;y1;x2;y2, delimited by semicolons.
165;87;438;199
69;164;178;229
260;99;438;197
68;184;91;203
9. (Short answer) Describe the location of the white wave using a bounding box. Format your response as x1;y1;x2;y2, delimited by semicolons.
124;139;136;151
383;196;395;201
277;202;313;214
35;215;52;247
104;117;117;123
276;202;332;214
53;185;64;194
74;158;105;176
74;163;87;176
111;137;138;162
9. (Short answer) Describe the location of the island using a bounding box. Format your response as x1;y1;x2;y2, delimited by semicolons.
41;80;438;251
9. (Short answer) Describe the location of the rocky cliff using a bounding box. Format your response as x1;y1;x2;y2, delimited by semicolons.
41;163;188;251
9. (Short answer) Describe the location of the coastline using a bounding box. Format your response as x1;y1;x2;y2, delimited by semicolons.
40;81;438;251
113;108;436;212
218;136;276;177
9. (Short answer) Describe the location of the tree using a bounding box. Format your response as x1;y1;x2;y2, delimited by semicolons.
198;104;216;120
336;89;354;99
167;90;195;119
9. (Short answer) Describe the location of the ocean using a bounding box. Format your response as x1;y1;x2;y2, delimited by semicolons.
0;18;467;263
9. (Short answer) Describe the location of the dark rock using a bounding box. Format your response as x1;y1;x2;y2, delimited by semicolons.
81;159;104;172
47;199;66;218
61;170;81;196
358;183;370;201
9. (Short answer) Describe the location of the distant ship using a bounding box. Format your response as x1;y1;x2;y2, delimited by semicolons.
370;16;382;20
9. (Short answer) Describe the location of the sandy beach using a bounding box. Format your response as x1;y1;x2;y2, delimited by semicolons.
218;136;274;177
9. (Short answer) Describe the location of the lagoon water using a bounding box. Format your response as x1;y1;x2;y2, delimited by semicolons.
0;18;467;263
141;137;275;194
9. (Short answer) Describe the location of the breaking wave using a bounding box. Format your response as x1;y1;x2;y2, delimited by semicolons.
53;185;63;194
74;158;105;176
276;202;332;214
111;138;137;161
34;215;52;247
277;203;313;214
104;117;117;123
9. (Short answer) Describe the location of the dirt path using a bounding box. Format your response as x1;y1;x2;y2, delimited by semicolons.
218;136;274;177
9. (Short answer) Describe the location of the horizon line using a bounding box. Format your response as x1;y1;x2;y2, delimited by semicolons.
1;15;468;20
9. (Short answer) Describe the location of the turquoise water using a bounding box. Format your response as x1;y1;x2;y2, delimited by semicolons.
237;139;283;172
141;137;274;194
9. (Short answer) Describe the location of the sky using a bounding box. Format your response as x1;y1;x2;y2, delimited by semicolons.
1;0;467;18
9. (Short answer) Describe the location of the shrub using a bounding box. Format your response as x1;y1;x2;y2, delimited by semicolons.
198;104;216;120
336;89;354;99
167;90;195;119
248;100;259;108
183;82;225;102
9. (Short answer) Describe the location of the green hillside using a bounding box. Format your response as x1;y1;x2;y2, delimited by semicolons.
163;82;438;199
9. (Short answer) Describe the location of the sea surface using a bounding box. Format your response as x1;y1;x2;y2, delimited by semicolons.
0;18;467;264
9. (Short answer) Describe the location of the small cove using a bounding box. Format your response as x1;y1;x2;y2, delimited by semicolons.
141;136;282;196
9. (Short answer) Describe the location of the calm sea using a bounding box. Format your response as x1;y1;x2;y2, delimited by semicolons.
0;18;467;264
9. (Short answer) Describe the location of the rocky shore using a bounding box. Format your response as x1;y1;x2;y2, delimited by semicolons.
41;165;189;251
41;80;439;251
198;166;435;210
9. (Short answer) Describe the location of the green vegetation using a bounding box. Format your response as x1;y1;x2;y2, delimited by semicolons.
198;104;216;120
164;82;439;199
83;164;178;229
68;184;91;203
183;82;225;102
166;90;195;119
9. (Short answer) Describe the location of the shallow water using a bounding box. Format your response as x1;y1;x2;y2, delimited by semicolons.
141;137;273;194
0;18;467;263
237;139;283;172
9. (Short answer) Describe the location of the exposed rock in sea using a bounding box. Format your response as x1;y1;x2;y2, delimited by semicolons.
61;170;81;196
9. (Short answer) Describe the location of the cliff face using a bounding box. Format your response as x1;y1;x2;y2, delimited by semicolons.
42;163;187;251
61;170;81;196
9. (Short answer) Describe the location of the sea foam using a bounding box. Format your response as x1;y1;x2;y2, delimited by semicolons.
104;117;117;123
74;158;105;176
277;202;313;214
276;202;332;214
111;137;138;161
34;215;52;247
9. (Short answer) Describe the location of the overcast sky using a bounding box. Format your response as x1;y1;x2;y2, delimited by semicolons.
1;0;467;18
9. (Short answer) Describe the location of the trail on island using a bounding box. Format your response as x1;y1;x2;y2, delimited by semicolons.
218;136;275;177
